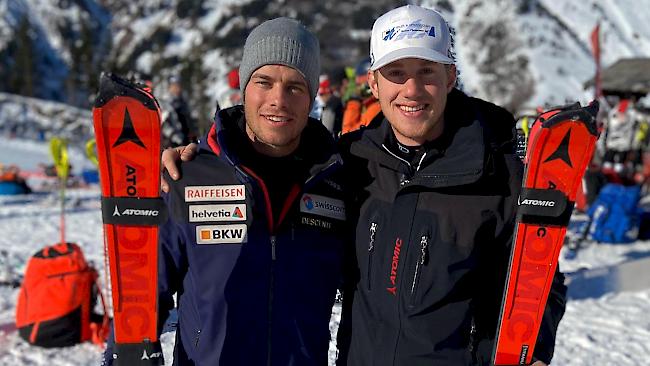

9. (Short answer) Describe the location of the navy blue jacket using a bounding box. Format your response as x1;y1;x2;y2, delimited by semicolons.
158;106;348;365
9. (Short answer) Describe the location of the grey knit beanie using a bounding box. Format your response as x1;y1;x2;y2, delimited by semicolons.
239;17;320;103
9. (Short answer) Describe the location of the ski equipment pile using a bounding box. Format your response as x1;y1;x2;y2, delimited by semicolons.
92;73;167;365
492;101;599;365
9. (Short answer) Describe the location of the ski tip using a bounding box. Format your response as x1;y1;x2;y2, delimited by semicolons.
586;99;600;119
100;72;148;91
540;101;600;137
94;72;159;111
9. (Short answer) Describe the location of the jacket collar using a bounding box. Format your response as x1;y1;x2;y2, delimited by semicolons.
201;105;343;176
349;89;488;188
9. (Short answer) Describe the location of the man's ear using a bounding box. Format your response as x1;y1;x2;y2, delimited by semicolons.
368;70;380;99
446;64;457;92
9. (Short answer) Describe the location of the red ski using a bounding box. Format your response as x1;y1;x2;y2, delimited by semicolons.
493;102;599;365
92;73;166;365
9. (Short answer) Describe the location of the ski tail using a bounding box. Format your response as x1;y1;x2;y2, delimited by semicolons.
492;101;599;365
92;73;166;365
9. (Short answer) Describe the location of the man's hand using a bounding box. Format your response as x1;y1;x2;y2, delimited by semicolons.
531;361;547;366
160;143;199;193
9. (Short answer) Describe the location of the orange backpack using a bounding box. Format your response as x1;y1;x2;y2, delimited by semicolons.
15;242;109;347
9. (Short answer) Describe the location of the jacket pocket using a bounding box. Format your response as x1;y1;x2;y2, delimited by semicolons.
367;222;378;291
409;234;429;307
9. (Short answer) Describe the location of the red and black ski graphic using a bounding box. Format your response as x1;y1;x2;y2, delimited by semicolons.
92;73;166;365
493;102;599;365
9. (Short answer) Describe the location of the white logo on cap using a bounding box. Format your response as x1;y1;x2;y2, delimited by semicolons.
382;20;435;42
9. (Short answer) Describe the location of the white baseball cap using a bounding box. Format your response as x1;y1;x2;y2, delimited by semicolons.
369;5;454;71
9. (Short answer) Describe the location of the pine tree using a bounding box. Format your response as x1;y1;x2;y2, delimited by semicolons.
10;16;35;97
80;17;100;104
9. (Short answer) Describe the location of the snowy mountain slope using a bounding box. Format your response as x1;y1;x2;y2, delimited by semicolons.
0;92;93;147
0;0;111;102
1;0;649;119
515;0;650;107
421;0;650;110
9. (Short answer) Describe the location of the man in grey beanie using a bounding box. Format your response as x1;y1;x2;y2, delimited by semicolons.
106;17;347;366
239;17;321;107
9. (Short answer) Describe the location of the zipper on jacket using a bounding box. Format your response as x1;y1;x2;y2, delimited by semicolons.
367;222;377;291
382;144;411;168
194;329;201;348
270;235;277;261
409;235;428;306
469;316;478;363
267;235;277;366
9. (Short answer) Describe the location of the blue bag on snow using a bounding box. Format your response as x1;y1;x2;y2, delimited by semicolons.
587;183;642;243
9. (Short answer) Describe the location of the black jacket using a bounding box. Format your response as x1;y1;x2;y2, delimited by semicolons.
336;89;566;365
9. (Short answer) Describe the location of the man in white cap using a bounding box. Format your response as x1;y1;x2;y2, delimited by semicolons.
335;5;565;366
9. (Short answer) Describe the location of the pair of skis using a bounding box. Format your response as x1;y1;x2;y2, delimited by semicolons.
493;101;599;365
92;73;166;365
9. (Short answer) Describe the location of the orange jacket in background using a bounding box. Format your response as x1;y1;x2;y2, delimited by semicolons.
342;97;382;134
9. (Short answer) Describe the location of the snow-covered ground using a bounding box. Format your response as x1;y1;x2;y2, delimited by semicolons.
1;135;649;365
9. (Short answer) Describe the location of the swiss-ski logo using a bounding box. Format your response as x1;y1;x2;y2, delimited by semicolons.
112;204;159;217
113;107;146;148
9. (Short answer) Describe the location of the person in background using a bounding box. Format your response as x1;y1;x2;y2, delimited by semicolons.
601;97;642;184
319;73;344;138
341;57;383;134
310;75;327;121
108;17;349;366
216;67;243;112
161;75;196;148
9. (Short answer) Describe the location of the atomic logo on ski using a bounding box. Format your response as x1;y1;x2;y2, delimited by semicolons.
518;198;556;207
112;204;160;217
141;349;162;360
113;107;146;149
543;128;573;167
